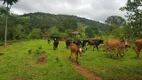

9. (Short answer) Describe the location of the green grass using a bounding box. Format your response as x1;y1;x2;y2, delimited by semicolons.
0;40;86;80
80;46;142;80
0;40;142;80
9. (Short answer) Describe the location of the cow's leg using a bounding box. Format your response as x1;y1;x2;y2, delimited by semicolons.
116;48;119;57
117;48;123;58
136;48;141;59
66;44;68;49
57;45;58;49
55;46;56;50
69;51;73;59
75;53;79;64
96;45;99;51
93;45;95;51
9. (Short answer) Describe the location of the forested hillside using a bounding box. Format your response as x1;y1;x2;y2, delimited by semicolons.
0;12;109;40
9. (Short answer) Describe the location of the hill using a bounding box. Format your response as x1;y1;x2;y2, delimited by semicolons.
22;12;109;32
0;12;109;40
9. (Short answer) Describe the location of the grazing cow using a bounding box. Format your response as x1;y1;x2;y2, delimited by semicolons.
53;38;59;50
69;43;82;64
105;39;127;57
87;39;104;51
65;39;72;49
134;39;142;58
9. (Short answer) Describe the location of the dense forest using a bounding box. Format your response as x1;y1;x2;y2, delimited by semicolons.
0;12;110;40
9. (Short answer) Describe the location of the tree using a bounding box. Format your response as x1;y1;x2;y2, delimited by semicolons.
0;6;7;15
120;0;142;38
85;27;94;37
85;26;98;38
29;28;42;39
105;15;126;27
63;17;78;31
1;0;19;46
47;26;60;37
0;6;6;40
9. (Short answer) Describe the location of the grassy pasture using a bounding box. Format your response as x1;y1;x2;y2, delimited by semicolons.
0;40;142;80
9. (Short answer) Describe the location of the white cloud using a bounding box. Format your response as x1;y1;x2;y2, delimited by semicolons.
0;0;127;22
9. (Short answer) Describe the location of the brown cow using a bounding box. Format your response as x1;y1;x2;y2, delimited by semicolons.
134;39;142;58
105;39;127;57
69;43;82;64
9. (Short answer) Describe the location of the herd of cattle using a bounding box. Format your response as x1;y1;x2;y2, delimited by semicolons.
51;38;142;64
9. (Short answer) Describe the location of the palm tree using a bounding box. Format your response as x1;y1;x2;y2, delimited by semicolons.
1;0;19;46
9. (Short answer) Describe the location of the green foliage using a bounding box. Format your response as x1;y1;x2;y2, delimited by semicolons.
106;25;124;38
85;27;94;37
85;26;99;38
29;28;42;39
1;0;19;46
120;0;142;38
47;26;59;37
1;0;19;6
0;6;7;15
0;12;110;41
77;23;86;38
105;15;126;27
123;25;133;39
0;18;5;40
112;28;124;38
62;17;78;30
12;24;28;39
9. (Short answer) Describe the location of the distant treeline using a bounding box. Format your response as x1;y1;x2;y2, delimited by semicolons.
0;12;109;40
0;11;141;41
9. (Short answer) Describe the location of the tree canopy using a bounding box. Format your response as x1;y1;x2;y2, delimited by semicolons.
120;0;142;38
105;15;126;27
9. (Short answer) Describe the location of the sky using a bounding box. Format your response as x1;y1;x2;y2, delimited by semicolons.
0;0;127;22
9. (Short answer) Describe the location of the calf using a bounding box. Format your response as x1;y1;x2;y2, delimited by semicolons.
134;39;142;58
69;43;82;64
53;39;59;50
105;39;126;57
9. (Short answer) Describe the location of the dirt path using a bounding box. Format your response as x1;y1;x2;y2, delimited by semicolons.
64;56;102;80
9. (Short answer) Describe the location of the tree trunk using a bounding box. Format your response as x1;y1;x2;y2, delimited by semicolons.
4;4;8;46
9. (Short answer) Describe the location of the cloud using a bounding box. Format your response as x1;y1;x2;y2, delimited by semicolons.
0;0;127;22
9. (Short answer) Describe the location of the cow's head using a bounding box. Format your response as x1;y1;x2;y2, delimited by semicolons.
120;39;131;50
79;48;83;56
124;39;131;48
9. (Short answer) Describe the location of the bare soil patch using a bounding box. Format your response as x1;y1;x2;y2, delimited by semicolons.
37;55;47;64
16;77;29;80
64;56;102;80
